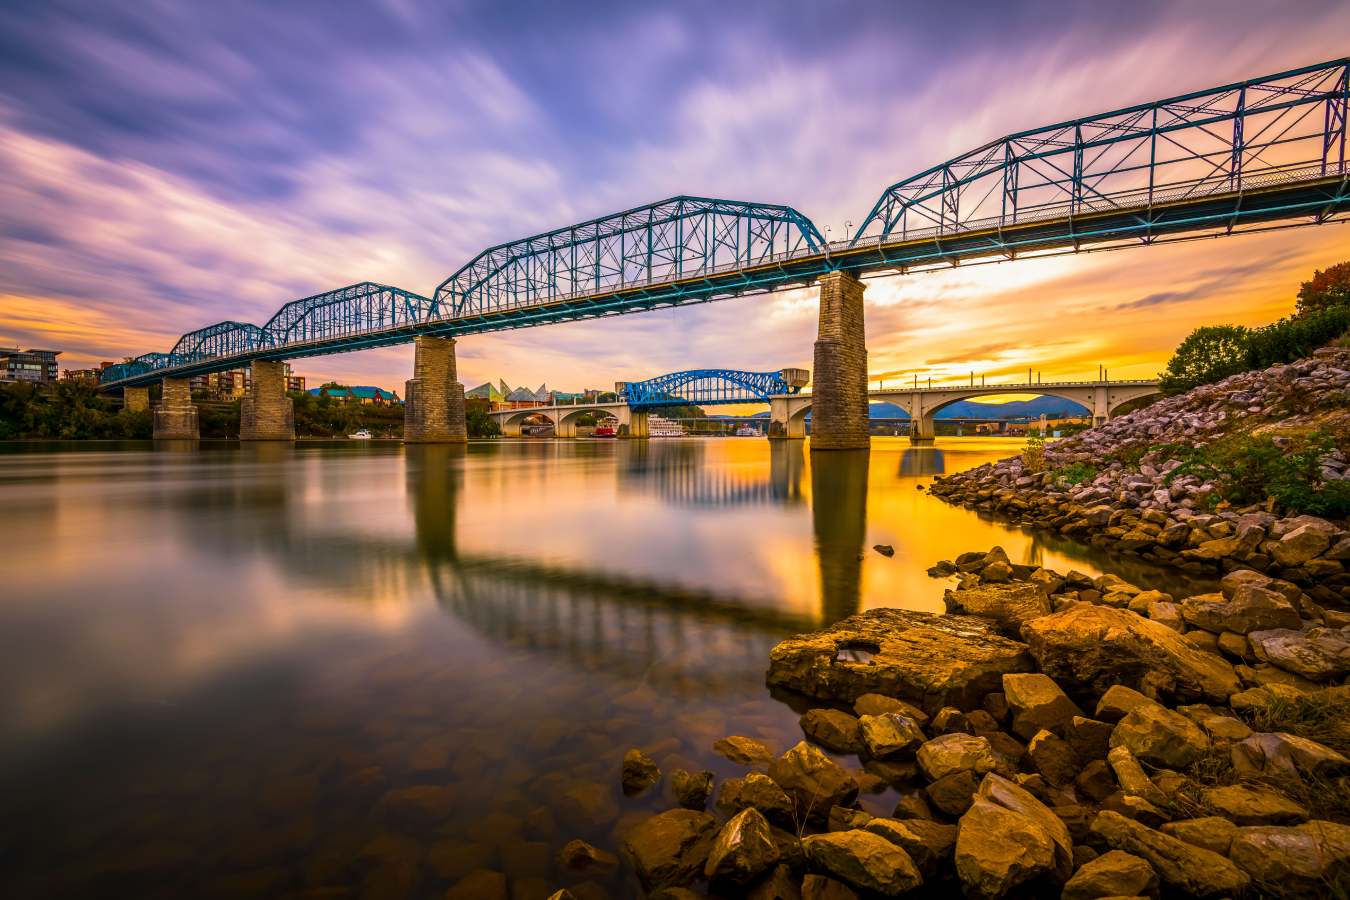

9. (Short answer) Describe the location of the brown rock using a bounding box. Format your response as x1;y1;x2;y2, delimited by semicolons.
1027;730;1080;787
1002;673;1084;740
1159;817;1237;856
704;807;780;884
917;733;998;781
767;742;859;822
853;693;929;725
1094;685;1153;723
1062;850;1158;900
976;773;1074;881
622;748;661;795
767;608;1034;711
1089;810;1249;897
671;769;714;810
1228;820;1350;894
800;709;864;754
926;769;981;817
955;798;1057;898
859;713;926;758
802;829;923;895
1230;731;1350;782
1108;704;1211;768
619;809;718;891
1180;586;1301;635
944;582;1052;634
748;863;804;900
864;817;957;876
714;735;775;768
558;839;617;874
1074;760;1117;802
800;874;858;900
717;773;794;824
1021;604;1241;703
1199;784;1308;825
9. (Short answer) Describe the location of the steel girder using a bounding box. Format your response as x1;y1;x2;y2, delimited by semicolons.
433;196;825;320
621;369;798;409
262;282;442;346
849;57;1350;250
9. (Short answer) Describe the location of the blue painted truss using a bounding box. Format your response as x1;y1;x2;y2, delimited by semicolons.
845;57;1350;266
621;369;800;409
100;59;1350;390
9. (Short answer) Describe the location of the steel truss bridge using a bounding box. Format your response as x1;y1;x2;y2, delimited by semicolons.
620;368;805;408
103;58;1350;389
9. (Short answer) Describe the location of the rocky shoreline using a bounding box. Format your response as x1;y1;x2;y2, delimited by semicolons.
928;347;1350;607
531;548;1350;898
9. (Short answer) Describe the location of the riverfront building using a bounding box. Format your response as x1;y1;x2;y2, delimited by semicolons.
0;347;60;384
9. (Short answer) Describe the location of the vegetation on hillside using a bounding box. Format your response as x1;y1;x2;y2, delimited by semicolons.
0;380;151;439
1161;260;1350;394
1161;430;1350;518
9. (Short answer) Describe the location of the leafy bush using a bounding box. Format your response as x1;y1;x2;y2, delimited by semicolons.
1297;260;1350;316
467;406;501;438
1021;435;1045;473
1053;462;1097;485
1160;325;1251;394
1245;304;1350;369
1163;430;1350;518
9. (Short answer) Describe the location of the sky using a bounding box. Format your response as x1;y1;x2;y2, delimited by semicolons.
1;0;1348;394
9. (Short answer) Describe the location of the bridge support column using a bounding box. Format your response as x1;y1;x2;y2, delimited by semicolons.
404;336;467;443
124;386;150;413
810;271;869;451
152;377;199;440
240;360;295;441
908;393;935;444
619;409;648;439
1092;385;1110;426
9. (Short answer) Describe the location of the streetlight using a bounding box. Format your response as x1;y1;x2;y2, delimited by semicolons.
845;220;854;241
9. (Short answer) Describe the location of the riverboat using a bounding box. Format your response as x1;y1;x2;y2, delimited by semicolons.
648;415;685;438
734;425;759;437
347;429;373;440
592;422;617;437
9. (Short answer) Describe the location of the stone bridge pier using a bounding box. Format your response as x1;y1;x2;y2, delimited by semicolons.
809;270;870;451
405;336;467;443
152;377;199;440
240;360;295;441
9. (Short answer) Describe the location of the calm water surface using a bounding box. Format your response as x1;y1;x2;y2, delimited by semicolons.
0;437;1209;898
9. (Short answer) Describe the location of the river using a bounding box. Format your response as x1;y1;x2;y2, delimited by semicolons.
0;437;1210;898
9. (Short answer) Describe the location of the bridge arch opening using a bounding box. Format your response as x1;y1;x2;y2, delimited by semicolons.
499;409;557;437
556;407;619;438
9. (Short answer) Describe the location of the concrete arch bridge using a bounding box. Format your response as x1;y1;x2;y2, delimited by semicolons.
490;367;807;437
769;379;1162;442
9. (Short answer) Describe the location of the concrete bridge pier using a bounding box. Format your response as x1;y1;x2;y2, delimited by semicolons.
810;271;870;451
152;377;199;440
405;336;467;443
619;408;648;439
124;386;150;413
1092;385;1111;426
240;360;295;441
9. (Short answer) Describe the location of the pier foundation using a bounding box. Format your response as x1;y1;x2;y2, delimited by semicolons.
404;336;467;443
810;271;870;451
240;360;295;441
152;377;199;440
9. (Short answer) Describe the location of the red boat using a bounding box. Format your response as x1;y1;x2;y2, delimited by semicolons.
592;422;617;437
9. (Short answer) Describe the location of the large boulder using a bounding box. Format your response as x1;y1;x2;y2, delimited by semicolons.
717;773;794;823
800;709;865;754
801;830;923;896
768;742;859;821
859;713;926;758
767;609;1034;711
1021;604;1240;703
1002;673;1083;740
622;748;661;795
955;798;1057;899
1062;850;1158;900
1109;703;1211;768
620;809;718;891
1270;523;1334;567
917;734;998;781
1228;820;1350;893
1089;810;1249;897
1230;731;1350;782
1199;784;1308;825
704;807;780;884
1180;586;1301;635
714;735;775;768
975;773;1073;881
1247;627;1350;682
864;818;957;876
943;582;1051;634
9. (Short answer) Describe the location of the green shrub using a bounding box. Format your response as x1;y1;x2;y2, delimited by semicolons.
1162;430;1350;518
1053;462;1097;485
1159;325;1251;394
1246;304;1350;369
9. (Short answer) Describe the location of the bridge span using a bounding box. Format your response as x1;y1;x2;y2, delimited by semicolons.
100;59;1348;448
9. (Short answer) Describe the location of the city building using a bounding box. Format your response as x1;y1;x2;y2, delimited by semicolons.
307;385;400;405
0;347;60;384
190;365;306;400
468;378;606;410
61;368;101;382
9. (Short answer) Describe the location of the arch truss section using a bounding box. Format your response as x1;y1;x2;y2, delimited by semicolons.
435;196;826;331
262;282;441;350
622;369;800;409
849;57;1350;265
